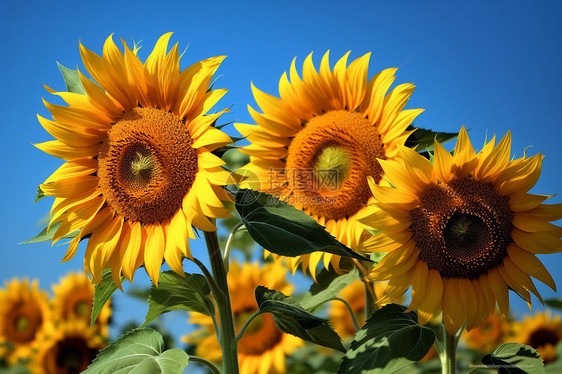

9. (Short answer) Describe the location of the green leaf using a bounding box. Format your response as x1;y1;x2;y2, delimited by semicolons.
338;303;435;374
84;328;189;374
255;286;345;352
20;221;80;244
300;267;359;311
405;126;458;154
57;62;85;94
127;287;151;302
0;366;31;374
142;271;213;327
236;189;370;262
91;269;118;327
544;298;562;311
34;186;46;203
481;343;545;374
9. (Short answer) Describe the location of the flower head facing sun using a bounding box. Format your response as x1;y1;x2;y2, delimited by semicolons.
236;51;423;278
31;320;106;374
360;126;562;334
51;272;110;335
510;312;562;363
0;278;50;364
37;33;238;286
185;262;303;374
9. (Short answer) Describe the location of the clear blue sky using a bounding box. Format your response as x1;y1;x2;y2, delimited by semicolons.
1;0;561;349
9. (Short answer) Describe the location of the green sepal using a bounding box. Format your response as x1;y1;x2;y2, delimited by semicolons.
405;126;458;154
34;186;46;203
57;62;85;94
20;221;80;244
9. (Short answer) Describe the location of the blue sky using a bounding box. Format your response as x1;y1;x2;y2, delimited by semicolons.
1;0;561;350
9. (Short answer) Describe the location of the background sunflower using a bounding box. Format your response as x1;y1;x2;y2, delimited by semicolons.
185;262;304;374
0;279;50;365
51;272;111;335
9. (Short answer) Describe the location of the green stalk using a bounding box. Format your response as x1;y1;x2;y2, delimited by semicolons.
364;279;377;320
204;230;239;374
441;330;458;374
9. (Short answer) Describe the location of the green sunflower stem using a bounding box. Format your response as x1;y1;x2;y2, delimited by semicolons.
441;330;459;374
204;230;239;374
364;279;378;320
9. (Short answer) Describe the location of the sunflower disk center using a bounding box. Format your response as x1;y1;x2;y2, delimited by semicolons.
529;329;560;350
443;212;491;260
285;110;385;220
410;177;513;279
98;107;198;224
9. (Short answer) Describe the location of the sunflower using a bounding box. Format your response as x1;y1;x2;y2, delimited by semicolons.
51;272;110;335
36;33;237;286
329;280;399;339
0;278;50;365
30;319;106;374
463;312;509;353
185;262;303;374
236;51;423;278
359;126;562;335
509;312;562;363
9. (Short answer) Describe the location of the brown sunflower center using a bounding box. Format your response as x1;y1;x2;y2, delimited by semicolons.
236;310;283;355
285;110;385;220
409;176;513;279
528;328;560;350
44;337;98;374
74;301;91;319
98;107;198;224
6;305;43;343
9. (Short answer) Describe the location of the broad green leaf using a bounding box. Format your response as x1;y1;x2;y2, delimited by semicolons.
255;286;345;352
91;269;118;327
544;298;562;311
236;189;370;262
300;267;359;311
338;303;435;374
142;271;213;327
34;186;46;203
481;343;545;374
0;366;31;374
405;126;458;154
84;328;189;374
57;62;85;94
20;221;80;244
127;287;150;302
